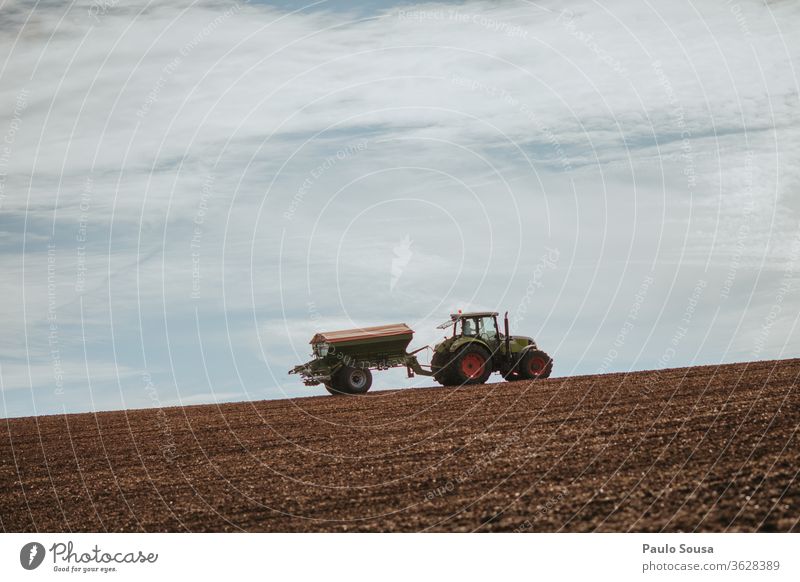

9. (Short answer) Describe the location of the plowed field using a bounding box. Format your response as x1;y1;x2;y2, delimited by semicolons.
2;359;798;532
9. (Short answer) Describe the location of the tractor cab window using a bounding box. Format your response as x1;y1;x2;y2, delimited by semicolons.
478;316;498;341
460;318;478;336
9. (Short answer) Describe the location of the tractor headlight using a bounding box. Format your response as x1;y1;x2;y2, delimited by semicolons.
317;342;330;357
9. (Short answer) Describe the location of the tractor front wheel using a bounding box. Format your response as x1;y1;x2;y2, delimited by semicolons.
518;350;553;380
326;366;373;395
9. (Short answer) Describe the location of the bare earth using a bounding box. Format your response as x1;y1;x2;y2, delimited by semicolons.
1;359;798;532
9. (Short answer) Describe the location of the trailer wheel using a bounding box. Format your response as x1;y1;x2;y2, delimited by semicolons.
449;345;492;385
519;350;553;380
327;366;373;395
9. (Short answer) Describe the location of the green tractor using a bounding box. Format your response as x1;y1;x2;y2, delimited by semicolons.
289;311;552;395
429;311;553;385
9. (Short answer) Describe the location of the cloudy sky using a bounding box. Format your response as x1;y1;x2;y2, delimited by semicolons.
1;0;798;417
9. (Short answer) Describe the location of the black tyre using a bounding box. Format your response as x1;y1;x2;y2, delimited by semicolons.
518;350;553;380
448;344;492;385
431;351;458;386
327;366;372;395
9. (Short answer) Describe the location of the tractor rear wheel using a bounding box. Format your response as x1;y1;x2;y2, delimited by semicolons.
518;350;553;380
432;351;458;386
326;366;373;395
448;345;492;385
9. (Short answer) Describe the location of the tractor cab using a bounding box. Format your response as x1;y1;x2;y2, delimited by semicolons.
438;311;503;345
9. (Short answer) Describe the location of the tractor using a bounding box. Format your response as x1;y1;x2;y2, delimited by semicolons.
429;311;553;385
289;311;552;395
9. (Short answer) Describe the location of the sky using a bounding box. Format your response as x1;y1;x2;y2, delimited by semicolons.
0;0;798;418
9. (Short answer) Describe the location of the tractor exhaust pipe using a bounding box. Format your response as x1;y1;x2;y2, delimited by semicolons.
504;311;510;360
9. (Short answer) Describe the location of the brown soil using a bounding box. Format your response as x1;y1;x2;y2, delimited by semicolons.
1;359;798;532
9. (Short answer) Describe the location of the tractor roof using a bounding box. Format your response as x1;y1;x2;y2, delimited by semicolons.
454;311;499;318
436;311;499;329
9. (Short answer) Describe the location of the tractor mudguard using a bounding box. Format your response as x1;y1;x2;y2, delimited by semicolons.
518;342;540;355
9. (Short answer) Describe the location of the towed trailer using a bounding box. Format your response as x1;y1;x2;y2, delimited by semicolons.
288;323;431;395
289;311;553;395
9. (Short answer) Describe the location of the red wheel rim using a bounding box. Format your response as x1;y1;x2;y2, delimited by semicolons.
460;353;486;379
528;356;548;376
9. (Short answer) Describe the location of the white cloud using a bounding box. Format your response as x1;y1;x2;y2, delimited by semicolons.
1;0;799;416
